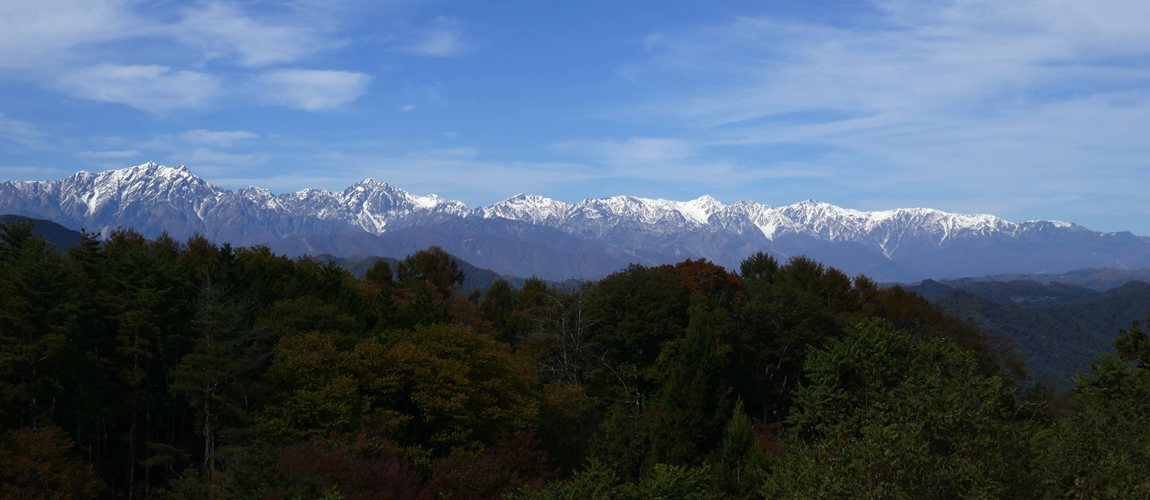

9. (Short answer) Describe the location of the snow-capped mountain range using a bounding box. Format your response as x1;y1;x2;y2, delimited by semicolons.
2;162;1148;281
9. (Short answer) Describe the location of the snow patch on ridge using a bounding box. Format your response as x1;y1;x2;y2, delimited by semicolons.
0;162;1086;255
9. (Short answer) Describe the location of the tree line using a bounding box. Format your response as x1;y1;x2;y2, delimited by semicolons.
0;218;1148;499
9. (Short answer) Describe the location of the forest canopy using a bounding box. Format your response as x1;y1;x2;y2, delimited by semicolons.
0;218;1147;499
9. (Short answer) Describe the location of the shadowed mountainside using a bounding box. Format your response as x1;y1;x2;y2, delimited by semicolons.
920;281;1150;387
0;215;83;249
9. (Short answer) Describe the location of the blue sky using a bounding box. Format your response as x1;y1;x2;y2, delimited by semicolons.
2;0;1149;235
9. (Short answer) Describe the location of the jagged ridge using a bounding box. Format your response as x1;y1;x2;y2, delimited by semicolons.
1;162;1147;281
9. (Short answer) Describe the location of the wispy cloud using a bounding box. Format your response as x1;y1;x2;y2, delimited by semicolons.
77;150;140;158
179;147;270;167
56;64;220;111
0;1;375;111
173;1;346;67
171;148;272;179
553;137;829;194
0;0;146;70
573;138;696;168
0;114;49;146
400;17;469;57
181;129;258;146
618;0;1150;219
255;69;372;110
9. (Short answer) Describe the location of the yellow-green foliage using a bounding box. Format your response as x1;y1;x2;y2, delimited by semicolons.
263;323;542;457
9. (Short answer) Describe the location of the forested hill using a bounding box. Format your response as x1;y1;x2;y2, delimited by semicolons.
928;282;1150;387
902;278;1150;387
311;253;572;292
938;267;1150;292
0;214;82;249
908;279;1101;307
0;212;549;293
2;217;1149;498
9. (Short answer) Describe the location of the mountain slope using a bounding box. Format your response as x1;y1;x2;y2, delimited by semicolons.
4;162;1150;281
937;267;1150;292
906;279;1101;307
929;281;1150;388
0;215;83;249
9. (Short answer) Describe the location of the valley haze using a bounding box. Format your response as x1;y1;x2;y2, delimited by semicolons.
2;162;1148;282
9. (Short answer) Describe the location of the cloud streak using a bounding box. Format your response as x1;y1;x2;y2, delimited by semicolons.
0;0;385;112
56;64;221;111
400;17;470;57
255;69;372;110
0;114;49;146
619;0;1150;222
0;0;145;70
173;1;346;67
181;129;259;146
78;150;141;158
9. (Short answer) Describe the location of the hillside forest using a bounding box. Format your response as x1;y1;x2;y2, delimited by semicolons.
904;277;1150;387
1;218;1149;499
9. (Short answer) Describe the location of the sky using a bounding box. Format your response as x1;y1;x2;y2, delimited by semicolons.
1;0;1149;235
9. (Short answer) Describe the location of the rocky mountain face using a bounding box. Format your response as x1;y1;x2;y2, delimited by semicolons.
3;162;1150;281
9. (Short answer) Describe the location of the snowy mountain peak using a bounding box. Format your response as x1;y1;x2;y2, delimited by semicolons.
349;178;385;190
687;194;723;208
675;195;727;224
411;193;453;210
482;194;574;225
114;161;195;180
1;163;1124;283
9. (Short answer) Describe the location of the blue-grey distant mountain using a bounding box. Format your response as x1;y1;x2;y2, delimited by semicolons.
3;162;1150;282
920;267;1150;293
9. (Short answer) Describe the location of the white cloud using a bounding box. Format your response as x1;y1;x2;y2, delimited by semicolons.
556;137;755;183
637;1;1150;128
77;150;141;158
255;69;371;110
181;129;258;146
582;138;696;167
0;0;376;112
0;114;48;145
619;0;1150;217
401;17;469;57
0;0;146;70
57;64;220;111
173;148;271;177
173;1;345;67
182;147;267;165
0;0;348;70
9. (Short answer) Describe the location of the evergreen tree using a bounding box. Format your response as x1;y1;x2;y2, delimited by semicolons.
711;399;768;496
649;296;735;466
1115;309;1150;369
480;278;519;343
169;276;265;477
0;219;68;429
